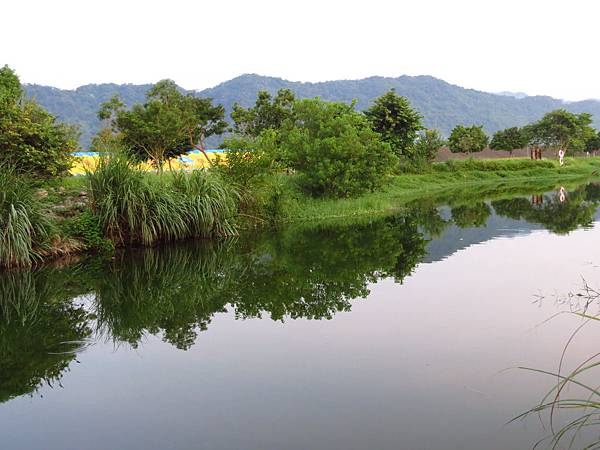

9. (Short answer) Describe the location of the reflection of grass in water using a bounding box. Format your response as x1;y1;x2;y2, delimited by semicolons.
0;268;92;403
91;240;239;349
515;284;600;449
90;215;430;349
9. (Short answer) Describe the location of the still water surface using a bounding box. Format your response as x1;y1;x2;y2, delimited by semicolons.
2;183;600;450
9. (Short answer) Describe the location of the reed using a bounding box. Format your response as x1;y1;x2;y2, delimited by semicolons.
0;166;51;268
514;284;600;449
86;155;238;246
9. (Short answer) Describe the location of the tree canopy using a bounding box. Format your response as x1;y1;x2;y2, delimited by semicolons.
448;125;489;153
414;129;446;161
490;127;527;153
230;88;295;137
364;89;423;159
586;131;600;151
99;80;226;169
524;109;596;153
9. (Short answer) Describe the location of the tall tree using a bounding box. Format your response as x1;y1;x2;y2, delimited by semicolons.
525;109;596;154
230;89;295;137
99;80;226;169
448;125;488;153
364;89;423;159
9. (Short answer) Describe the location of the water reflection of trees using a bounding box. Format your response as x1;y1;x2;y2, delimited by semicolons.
451;202;492;228
91;214;431;349
3;183;600;403
0;212;433;401
492;184;600;234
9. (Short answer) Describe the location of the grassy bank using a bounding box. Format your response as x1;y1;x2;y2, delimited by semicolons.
3;157;600;268
281;157;600;221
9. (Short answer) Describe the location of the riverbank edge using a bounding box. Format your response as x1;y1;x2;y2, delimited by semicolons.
16;157;600;269
280;158;600;222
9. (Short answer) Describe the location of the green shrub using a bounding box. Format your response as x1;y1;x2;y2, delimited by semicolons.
66;210;115;253
0;166;51;268
281;99;398;198
0;66;78;179
215;131;279;187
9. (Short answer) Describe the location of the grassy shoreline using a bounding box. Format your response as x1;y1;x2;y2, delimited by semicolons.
281;157;600;222
4;157;600;269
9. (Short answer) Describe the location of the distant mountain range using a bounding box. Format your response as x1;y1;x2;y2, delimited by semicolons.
24;74;600;148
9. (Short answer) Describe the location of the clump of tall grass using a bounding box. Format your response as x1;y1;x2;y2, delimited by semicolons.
86;156;238;245
0;166;51;268
171;170;238;237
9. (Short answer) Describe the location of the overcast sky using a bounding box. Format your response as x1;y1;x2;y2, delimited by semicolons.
2;0;598;100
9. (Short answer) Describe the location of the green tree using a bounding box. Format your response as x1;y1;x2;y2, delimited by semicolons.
585;131;600;152
280;98;397;197
89;127;126;154
0;66;78;178
413;129;446;161
99;80;226;170
526;109;596;154
490;127;527;154
231;89;295;137
364;89;423;159
448;125;488;153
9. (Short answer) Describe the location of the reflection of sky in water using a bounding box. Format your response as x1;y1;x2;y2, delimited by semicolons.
2;190;600;450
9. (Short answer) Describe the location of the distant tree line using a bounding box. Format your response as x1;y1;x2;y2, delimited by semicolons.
448;110;600;155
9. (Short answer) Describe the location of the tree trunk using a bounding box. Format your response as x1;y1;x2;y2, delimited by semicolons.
189;131;212;164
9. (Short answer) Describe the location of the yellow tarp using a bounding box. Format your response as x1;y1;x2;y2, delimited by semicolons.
70;152;223;176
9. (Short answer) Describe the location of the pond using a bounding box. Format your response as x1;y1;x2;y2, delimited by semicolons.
3;182;600;450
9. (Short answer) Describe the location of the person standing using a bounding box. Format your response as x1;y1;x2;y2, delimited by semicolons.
558;149;565;166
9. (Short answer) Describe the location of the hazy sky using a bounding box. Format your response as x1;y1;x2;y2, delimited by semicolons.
2;0;599;100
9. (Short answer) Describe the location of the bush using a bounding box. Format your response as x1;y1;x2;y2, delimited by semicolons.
0;166;51;267
66;210;115;253
87;155;238;245
216;131;279;187
281;99;398;198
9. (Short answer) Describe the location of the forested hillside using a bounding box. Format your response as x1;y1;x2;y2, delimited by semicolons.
25;74;600;148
